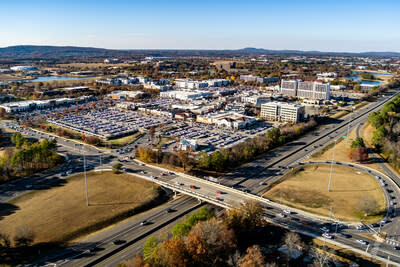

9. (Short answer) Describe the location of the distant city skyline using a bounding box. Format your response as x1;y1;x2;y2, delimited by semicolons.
1;0;400;52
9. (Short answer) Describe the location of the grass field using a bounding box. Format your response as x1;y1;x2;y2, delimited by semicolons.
264;164;385;223
0;171;163;245
309;126;387;174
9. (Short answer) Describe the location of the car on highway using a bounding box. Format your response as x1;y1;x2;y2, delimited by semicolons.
395;246;400;250
380;218;389;224
339;232;352;239
190;185;198;189
259;181;266;185
140;220;149;226
112;239;125;245
320;226;330;232
283;209;292;214
322;233;334;239
277;213;287;218
166;208;174;213
357;239;368;245
356;225;365;230
175;181;183;186
215;197;223;201
216;190;223;194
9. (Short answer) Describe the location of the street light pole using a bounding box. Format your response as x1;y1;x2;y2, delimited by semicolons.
347;107;355;142
83;147;89;206
328;139;337;192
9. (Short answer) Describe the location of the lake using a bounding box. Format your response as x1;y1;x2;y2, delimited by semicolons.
351;71;391;76
346;75;383;85
26;76;95;83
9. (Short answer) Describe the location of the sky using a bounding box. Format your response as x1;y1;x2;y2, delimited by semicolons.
1;0;400;52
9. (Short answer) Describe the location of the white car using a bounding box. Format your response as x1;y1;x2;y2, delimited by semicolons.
277;213;287;218
283;209;292;214
357;239;368;245
322;233;333;239
175;181;183;186
356;225;365;230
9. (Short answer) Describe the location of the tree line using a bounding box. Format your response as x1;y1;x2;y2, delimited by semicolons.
0;133;63;183
368;93;400;172
120;200;337;267
137;118;318;173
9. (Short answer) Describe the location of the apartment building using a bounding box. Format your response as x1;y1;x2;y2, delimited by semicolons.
260;102;305;123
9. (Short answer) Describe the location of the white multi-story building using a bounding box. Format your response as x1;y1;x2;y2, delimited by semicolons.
313;82;330;100
297;81;314;99
280;80;330;100
160;90;211;101
10;65;38;72
280;80;298;97
260;102;305;123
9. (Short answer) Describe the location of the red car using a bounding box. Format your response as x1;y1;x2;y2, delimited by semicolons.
215;197;222;201
216;190;223;194
190;185;197;189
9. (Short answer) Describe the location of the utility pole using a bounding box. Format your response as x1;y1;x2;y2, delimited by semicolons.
83;147;89;206
328;139;337;192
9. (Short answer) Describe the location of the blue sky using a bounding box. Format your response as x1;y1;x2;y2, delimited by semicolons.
1;0;400;52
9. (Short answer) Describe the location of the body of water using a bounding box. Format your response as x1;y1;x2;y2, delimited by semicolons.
346;75;383;85
26;76;95;83
351;71;391;76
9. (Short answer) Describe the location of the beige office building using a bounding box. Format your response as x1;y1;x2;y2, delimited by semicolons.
261;102;305;123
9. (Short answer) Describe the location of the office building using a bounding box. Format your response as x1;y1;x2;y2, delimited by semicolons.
261;102;304;123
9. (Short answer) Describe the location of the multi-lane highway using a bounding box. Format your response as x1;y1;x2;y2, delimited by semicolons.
2;90;400;266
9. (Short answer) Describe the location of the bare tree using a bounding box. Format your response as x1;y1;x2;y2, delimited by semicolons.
357;194;380;216
311;247;332;267
0;232;11;248
283;231;303;265
13;225;35;247
227;250;241;267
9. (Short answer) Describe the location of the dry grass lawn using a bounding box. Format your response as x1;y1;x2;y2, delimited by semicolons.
264;164;385;223
0;171;161;245
308;126;386;174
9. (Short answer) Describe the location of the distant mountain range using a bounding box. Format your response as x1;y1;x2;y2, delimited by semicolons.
0;45;399;59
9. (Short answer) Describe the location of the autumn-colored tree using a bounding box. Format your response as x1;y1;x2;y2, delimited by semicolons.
148;126;155;141
238;245;266;267
350;147;368;162
163;237;188;267
224;200;264;247
122;253;149;267
186;218;236;266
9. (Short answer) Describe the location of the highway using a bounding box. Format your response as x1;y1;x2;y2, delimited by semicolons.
2;91;400;266
29;196;203;267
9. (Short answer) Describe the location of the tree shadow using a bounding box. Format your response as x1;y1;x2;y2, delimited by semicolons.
0;241;101;266
0;202;19;220
88;201;141;206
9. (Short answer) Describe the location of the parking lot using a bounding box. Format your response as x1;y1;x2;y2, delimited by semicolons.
160;121;272;152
